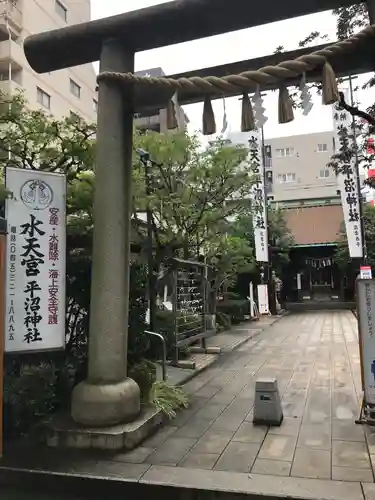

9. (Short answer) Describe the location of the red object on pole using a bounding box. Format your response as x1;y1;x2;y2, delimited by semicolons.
367;137;375;155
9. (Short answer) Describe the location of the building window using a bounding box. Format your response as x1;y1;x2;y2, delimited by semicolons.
55;0;67;21
319;168;330;178
276;147;294;157
317;143;328;152
93;99;98;113
70;78;81;98
277;173;296;183
36;87;51;109
264;145;272;158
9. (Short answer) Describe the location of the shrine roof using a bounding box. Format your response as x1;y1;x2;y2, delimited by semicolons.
24;0;361;74
283;205;344;246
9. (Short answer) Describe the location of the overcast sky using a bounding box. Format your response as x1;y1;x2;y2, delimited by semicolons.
90;0;370;140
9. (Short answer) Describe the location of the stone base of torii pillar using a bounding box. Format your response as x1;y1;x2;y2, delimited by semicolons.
45;406;165;451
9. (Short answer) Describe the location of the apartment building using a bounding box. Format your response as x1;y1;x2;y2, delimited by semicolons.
135;67;189;133
265;131;338;203
0;0;97;121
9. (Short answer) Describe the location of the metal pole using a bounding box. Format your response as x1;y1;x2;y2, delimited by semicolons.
144;158;157;332
7;21;11;165
145;331;166;381
259;125;267;286
260;125;269;278
261;125;276;314
348;76;368;266
0;219;5;458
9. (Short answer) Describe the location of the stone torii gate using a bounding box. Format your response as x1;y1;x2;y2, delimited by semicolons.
23;0;375;429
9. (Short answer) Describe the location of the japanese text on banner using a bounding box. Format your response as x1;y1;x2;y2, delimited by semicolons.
332;92;363;259
249;133;269;263
4;168;66;353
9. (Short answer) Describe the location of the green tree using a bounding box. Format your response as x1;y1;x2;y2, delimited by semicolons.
0;91;96;177
132;131;258;315
132;132;256;258
231;207;294;275
205;233;255;291
0;91;259;338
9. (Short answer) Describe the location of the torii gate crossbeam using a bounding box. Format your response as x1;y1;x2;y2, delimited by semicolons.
24;0;364;73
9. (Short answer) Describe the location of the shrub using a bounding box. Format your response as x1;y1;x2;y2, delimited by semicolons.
149;381;189;419
216;299;250;324
4;362;58;438
216;311;232;331
128;359;156;401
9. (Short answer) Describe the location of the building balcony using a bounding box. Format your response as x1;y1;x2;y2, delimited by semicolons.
135;113;162;132
0;77;22;105
0;39;23;71
0;0;23;42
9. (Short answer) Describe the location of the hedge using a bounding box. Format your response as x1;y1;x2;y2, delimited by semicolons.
216;299;250;324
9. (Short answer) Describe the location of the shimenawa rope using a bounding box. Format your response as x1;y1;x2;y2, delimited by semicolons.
96;24;375;134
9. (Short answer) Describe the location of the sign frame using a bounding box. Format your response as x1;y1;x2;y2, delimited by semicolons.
4;167;67;354
356;278;375;405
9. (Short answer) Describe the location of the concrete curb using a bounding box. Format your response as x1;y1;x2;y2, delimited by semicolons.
0;461;367;500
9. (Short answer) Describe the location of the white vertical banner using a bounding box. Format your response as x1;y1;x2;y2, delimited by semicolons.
5;168;66;353
357;279;375;405
332;91;363;258
249;131;269;263
257;284;269;315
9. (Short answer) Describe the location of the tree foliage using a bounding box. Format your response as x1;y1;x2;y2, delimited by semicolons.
230;208;294;275
132;131;258;288
0;91;96;176
0;91;261;333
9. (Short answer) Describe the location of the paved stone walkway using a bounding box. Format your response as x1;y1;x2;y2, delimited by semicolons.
122;311;374;483
4;311;375;500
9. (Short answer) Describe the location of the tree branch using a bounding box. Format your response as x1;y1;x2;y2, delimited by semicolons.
339;92;375;131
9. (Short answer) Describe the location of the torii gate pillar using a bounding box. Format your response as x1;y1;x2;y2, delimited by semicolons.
71;40;140;426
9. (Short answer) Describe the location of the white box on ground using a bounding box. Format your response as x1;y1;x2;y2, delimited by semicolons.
253;377;283;426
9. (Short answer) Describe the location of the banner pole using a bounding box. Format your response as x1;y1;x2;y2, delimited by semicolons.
0;220;6;457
